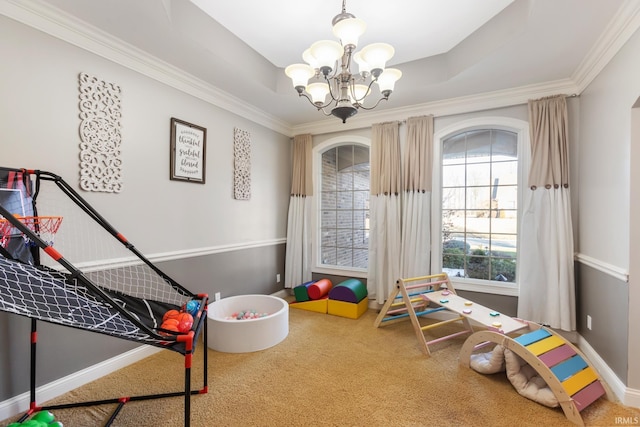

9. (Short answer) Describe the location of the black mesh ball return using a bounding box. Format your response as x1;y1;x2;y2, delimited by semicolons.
0;167;209;426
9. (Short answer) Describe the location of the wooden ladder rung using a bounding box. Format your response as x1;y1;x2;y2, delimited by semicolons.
420;315;467;331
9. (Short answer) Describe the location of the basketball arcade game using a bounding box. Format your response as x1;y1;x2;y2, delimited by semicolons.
0;167;209;426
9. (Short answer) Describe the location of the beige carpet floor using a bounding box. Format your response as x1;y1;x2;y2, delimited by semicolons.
3;307;640;426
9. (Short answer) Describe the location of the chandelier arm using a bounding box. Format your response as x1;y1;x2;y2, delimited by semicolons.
297;91;336;111
324;75;340;102
350;78;377;104
356;95;389;111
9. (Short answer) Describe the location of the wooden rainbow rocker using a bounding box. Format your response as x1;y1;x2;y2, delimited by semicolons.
375;272;613;426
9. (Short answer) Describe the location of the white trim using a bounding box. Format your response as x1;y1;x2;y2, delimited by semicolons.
311;136;371;276
294;79;579;135
450;280;519;297
0;345;160;421
0;0;291;136
55;238;286;273
270;289;290;299
3;0;640;137
578;334;640;408
575;253;629;283
572;0;640;93
148;238;286;263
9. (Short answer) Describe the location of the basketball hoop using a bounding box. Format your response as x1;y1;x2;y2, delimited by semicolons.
0;215;63;247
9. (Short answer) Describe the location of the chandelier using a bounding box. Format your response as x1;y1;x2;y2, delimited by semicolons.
284;0;402;123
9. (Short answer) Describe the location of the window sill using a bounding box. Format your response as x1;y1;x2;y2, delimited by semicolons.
312;266;368;279
449;279;519;297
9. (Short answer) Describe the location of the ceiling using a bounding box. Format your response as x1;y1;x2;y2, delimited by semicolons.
9;0;637;134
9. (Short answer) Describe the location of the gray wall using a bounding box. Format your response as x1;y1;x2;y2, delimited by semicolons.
0;14;291;403
576;263;628;381
575;25;640;389
0;312;138;400
159;244;287;299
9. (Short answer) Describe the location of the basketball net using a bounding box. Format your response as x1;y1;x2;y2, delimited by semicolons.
0;215;63;247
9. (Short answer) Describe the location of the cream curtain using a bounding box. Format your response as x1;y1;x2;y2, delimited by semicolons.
284;134;313;289
401;116;433;278
518;95;576;331
368;122;402;303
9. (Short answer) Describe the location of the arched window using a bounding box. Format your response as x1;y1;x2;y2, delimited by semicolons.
433;118;529;295
313;136;370;277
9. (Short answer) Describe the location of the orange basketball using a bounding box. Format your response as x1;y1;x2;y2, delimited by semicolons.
163;309;181;322
159;319;180;336
161;318;179;328
177;313;194;333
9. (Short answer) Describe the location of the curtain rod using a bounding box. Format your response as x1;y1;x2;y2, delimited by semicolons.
393;94;579;124
345;93;581;132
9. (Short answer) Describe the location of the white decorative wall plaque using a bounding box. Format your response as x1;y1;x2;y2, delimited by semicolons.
233;127;251;200
78;73;123;192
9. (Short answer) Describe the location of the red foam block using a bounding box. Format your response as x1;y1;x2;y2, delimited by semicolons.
308;278;332;300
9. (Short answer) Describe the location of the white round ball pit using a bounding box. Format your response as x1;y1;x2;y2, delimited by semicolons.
207;294;289;353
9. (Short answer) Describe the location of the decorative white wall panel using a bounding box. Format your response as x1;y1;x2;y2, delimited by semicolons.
233;127;251;200
78;72;123;192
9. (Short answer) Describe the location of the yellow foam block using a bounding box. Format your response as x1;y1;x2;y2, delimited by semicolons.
327;298;368;319
290;298;328;314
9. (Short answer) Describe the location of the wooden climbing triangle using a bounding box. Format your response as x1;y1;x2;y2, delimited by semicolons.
374;273;474;356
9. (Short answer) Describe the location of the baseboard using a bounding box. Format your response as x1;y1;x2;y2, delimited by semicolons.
0;345;160;422
271;289;290;299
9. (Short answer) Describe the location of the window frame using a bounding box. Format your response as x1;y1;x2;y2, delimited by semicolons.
312;135;371;279
431;117;530;296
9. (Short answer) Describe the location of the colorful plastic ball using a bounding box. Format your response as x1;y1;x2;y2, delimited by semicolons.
32;411;55;423
185;300;200;316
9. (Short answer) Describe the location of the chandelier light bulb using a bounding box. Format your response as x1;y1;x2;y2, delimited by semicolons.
307;82;330;105
284;63;315;91
332;17;366;49
302;48;319;70
353;51;371;76
360;43;395;76
375;68;402;96
309;40;344;74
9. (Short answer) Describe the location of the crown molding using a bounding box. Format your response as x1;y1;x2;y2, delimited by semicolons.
292;78;581;135
3;0;639;138
296;0;640;136
0;0;292;136
572;0;640;92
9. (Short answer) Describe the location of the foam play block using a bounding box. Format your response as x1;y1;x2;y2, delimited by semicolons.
289;297;328;314
328;278;367;303
327;298;368;319
308;278;332;300
293;280;315;302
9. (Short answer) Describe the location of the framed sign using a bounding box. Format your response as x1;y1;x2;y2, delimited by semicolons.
170;117;207;183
